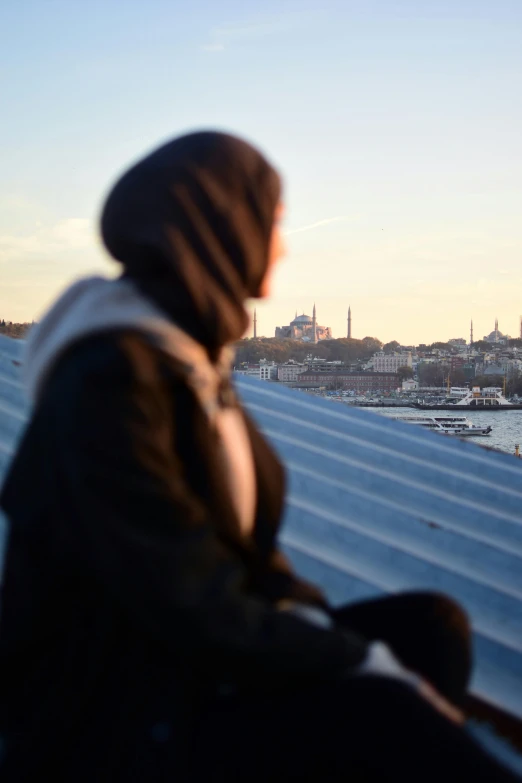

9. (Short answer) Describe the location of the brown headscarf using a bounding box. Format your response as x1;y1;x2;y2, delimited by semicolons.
100;131;281;353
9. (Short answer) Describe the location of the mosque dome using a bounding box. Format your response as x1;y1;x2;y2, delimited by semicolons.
291;314;313;325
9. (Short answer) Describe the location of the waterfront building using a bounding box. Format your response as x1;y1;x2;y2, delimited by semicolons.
372;352;412;373
449;338;467;347
235;360;277;381
235;363;262;378
259;359;278;380
308;359;349;373
277;361;308;382
484;364;506;377
296;370;399;393
450;356;466;371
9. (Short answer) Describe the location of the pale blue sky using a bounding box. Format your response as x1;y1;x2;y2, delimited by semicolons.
1;0;522;343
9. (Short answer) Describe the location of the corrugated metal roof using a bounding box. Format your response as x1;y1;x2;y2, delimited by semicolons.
234;376;522;724
0;336;26;479
0;336;521;768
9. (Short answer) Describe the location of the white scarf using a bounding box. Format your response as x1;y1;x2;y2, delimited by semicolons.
25;276;257;536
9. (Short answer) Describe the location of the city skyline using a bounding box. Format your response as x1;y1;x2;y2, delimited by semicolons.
1;1;522;343
245;302;519;346
1;292;518;348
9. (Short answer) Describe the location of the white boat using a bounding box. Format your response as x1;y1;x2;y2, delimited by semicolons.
453;386;512;407
396;415;492;436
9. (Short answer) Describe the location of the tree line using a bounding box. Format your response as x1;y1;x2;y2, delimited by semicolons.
235;336;522;367
0;321;32;339
235;336;388;366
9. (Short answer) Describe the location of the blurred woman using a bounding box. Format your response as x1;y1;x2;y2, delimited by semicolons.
0;131;518;781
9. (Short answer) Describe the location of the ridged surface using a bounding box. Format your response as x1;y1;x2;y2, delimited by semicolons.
0;336;521;730
235;376;522;722
0;336;26;478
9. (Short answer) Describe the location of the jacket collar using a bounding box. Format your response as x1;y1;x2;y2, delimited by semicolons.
24;276;235;417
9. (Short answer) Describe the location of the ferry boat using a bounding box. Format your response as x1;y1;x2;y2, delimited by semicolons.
453;387;512;407
413;386;522;411
396;415;492;436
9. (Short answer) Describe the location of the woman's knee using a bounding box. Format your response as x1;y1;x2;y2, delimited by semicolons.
412;592;471;641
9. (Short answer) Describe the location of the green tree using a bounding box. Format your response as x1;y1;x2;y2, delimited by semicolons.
233;335;387;367
473;374;504;389
361;336;383;354
471;340;491;352
449;368;467;386
323;339;366;362
397;366;414;383
311;342;331;359
507;369;522;396
418;362;445;386
383;340;400;354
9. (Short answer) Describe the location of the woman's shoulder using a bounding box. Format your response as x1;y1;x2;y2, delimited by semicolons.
56;329;157;375
45;329;184;399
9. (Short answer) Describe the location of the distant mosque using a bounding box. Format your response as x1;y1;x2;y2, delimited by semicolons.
483;318;510;344
275;304;337;343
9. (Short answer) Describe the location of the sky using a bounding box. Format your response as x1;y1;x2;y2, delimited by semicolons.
1;0;522;344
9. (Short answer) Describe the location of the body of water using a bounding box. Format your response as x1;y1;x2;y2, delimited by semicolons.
367;407;522;456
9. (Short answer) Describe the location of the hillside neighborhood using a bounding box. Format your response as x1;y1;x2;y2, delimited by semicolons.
235;334;522;397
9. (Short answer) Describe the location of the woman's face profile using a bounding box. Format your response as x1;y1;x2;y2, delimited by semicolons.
257;203;286;299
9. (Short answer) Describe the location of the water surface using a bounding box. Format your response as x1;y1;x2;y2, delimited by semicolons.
367;406;522;456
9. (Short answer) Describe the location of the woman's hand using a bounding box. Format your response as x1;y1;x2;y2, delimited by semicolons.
355;641;465;725
418;679;465;725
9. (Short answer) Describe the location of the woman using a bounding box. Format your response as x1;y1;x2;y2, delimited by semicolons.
0;131;518;782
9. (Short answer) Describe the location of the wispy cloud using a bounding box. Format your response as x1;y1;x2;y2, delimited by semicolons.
0;218;94;263
200;13;309;53
213;20;290;38
284;216;357;236
200;43;226;53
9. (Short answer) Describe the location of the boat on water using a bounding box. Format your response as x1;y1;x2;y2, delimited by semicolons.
396;415;492;436
413;386;522;411
453;387;511;407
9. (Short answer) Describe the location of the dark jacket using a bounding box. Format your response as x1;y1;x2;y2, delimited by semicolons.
0;332;367;781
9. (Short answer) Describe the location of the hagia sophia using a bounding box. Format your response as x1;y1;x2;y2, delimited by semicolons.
275;304;331;342
271;305;352;343
252;305;352;342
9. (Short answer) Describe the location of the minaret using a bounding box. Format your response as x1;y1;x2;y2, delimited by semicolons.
312;303;318;344
470;319;473;347
347;306;352;339
519;315;522;340
253;308;257;339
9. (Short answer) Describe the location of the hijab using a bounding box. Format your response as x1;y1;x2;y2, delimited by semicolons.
100;131;281;354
